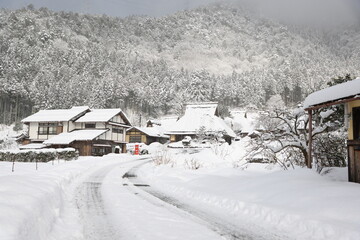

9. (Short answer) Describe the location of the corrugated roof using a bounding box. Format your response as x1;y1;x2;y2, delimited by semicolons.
44;129;108;145
127;126;170;138
303;78;360;108
22;106;89;123
75;109;122;123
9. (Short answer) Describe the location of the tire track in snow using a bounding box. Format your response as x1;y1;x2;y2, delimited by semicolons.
75;159;145;240
123;162;287;240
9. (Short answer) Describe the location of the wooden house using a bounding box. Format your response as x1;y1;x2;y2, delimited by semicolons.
303;78;360;183
166;102;236;144
126;126;169;145
21;107;131;156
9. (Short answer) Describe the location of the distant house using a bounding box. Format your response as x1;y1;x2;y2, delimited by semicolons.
231;110;265;137
21;107;131;156
126;126;169;145
303;77;360;183
166;102;236;144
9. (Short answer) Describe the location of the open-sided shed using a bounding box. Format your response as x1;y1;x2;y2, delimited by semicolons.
303;78;360;183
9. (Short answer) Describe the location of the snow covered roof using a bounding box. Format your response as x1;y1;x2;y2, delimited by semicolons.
22;106;90;123
127;126;170;138
43;129;108;145
167;113;236;138
303;78;360;108
76;109;123;123
148;116;178;131
185;102;219;116
166;102;235;137
19;143;47;150
231;111;258;133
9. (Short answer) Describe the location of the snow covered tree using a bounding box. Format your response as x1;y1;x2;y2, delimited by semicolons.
251;106;338;171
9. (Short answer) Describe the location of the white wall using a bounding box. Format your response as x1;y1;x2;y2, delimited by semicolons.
29;122;38;140
111;114;125;124
68;121;76;132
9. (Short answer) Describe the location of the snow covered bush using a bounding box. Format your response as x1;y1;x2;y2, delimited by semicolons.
0;148;78;163
56;148;79;161
250;106;341;172
184;158;202;170
210;142;230;160
0;124;20;150
313;131;347;172
152;147;173;166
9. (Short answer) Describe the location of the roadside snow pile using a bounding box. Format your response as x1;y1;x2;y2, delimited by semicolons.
151;138;252;169
167;139;212;148
0;155;132;240
140;163;360;240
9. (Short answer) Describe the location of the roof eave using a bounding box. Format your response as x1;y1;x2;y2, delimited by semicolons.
304;95;360;111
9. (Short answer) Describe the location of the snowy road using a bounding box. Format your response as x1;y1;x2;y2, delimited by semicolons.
71;157;286;240
122;161;287;240
72;157;221;240
75;163;124;240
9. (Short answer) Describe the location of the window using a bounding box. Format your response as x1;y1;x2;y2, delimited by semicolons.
129;135;142;143
353;107;360;139
38;123;57;135
85;123;96;128
112;127;123;134
48;123;57;134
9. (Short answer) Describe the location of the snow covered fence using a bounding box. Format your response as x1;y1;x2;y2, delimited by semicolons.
0;148;79;163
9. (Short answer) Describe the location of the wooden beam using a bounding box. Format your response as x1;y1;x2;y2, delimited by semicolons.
307;109;313;169
305;96;360;111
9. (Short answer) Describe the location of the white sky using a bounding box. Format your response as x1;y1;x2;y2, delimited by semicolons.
0;0;359;27
0;0;219;17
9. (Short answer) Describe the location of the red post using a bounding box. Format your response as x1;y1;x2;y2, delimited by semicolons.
134;144;139;155
308;110;313;169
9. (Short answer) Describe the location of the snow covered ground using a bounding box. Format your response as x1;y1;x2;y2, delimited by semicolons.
1;143;360;240
0;154;137;240
138;147;360;240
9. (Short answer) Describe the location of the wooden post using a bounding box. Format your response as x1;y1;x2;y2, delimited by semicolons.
307;110;313;169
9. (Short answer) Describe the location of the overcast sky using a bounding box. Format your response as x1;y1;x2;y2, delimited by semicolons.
0;0;359;26
0;0;219;17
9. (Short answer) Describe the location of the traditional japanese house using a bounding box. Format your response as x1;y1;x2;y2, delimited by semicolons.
303;77;360;183
21;107;131;156
166;102;236;144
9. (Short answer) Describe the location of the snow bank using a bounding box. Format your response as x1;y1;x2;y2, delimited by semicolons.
140;163;360;240
0;155;132;240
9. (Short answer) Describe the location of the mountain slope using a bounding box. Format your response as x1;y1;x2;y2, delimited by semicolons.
0;4;359;123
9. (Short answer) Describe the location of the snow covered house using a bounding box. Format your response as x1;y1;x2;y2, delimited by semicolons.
21;107;131;156
126;126;169;144
166;102;236;144
230;110;265;137
304;77;360;183
147;116;178;129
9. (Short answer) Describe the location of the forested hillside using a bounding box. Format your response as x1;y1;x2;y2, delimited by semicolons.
1;3;360;124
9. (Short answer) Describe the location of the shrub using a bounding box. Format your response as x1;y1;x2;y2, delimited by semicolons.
152;148;172;166
0;148;78;163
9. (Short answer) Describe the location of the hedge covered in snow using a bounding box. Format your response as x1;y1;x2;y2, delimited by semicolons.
0;148;79;162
